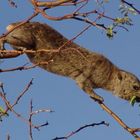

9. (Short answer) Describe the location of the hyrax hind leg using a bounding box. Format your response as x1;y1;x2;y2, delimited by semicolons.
75;73;104;102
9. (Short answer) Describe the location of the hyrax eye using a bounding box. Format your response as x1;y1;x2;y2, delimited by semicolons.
133;85;140;90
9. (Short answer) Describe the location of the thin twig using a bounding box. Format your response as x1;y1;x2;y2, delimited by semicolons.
52;121;109;140
29;100;34;140
32;0;74;8
30;109;54;115
97;101;140;139
11;79;33;108
121;0;140;14
0;80;38;129
0;11;39;39
7;134;10;140
29;99;50;139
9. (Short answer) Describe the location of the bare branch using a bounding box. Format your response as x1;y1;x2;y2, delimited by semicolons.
11;79;33;108
53;121;109;140
30;109;54;115
29;100;34;140
121;0;140;15
31;0;74;8
96;100;140;139
29;100;51;139
0;11;39;39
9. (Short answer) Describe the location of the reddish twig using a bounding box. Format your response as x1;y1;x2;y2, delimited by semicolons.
0;11;39;39
0;49;58;58
0;79;52;139
0;80;36;129
62;0;88;6
11;79;33;108
0;63;30;73
30;0;109;31
0;60;54;73
97;101;140;139
31;0;74;8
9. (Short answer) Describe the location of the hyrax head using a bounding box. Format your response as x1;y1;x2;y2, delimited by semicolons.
116;70;140;102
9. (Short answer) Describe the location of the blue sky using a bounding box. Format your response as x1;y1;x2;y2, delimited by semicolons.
0;1;140;140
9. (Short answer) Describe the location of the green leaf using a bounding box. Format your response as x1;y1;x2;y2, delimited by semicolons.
130;96;136;106
106;26;113;38
114;17;132;25
0;107;9;116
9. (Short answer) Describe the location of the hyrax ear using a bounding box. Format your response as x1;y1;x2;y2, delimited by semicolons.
118;70;130;80
117;72;123;81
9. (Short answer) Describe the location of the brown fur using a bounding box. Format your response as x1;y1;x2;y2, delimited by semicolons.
2;22;140;102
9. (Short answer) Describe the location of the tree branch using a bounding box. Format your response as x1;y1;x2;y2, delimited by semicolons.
31;0;74;8
96;100;140;139
53;121;109;140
